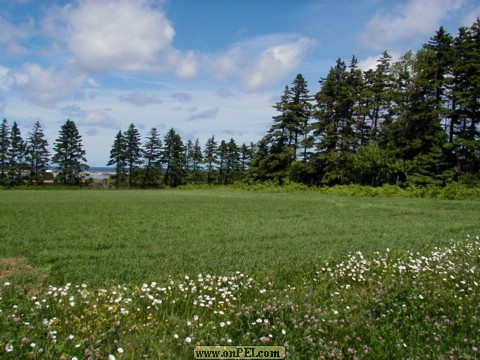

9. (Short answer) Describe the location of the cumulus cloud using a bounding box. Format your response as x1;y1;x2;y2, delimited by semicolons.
188;107;219;121
10;63;86;107
43;0;198;77
211;35;315;91
359;0;464;51
119;92;162;106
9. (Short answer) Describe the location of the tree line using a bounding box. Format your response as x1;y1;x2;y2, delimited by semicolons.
1;19;479;188
0;119;88;186
251;20;480;187
106;125;254;188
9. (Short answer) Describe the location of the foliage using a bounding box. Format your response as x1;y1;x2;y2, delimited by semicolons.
1;230;479;358
51;119;88;186
25;121;50;186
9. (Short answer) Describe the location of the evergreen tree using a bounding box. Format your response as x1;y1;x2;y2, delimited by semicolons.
52;119;88;185
186;138;203;183
107;130;127;188
25;121;50;185
162;128;186;187
124;123;143;188
7;121;26;185
0;118;10;184
251;74;313;184
240;143;253;173
217;140;228;184
451;19;480;179
313;58;357;185
203;135;218;184
225;138;241;184
142;127;162;187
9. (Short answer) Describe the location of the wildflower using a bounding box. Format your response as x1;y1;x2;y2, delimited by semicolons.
108;356;116;360
5;345;13;352
3;281;10;286
117;348;124;354
282;329;287;335
185;337;192;343
30;343;36;348
260;336;269;343
174;334;179;339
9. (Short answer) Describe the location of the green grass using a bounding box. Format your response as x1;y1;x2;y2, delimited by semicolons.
0;188;478;285
1;189;479;359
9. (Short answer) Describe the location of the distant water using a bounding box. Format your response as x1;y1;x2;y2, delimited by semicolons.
89;166;115;173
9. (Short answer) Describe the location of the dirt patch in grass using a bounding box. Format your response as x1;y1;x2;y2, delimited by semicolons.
0;257;48;294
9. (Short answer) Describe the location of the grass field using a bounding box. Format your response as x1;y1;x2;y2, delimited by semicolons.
0;188;478;285
0;189;479;359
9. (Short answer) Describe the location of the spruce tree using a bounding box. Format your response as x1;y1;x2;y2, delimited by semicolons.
52;119;88;185
0;118;10;184
186;138;203;183
25;121;50;185
124;123;143;188
142;127;162;187
203;135;218;184
7;121;26;186
162;128;186;187
107;130;127;188
451;19;480;178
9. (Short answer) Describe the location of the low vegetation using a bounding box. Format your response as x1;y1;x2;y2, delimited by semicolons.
0;189;479;358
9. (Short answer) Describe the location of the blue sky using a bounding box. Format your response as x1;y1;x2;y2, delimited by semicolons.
0;0;478;166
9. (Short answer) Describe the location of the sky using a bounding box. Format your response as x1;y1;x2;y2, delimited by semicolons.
0;0;478;166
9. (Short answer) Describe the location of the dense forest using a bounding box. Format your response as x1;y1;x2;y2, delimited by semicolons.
1;20;479;188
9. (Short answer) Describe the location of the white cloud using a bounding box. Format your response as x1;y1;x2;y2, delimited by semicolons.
212;35;315;91
10;63;87;107
244;38;314;91
359;0;465;51
43;0;198;77
119;92;163;107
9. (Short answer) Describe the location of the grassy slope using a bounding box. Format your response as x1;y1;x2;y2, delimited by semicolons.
0;189;478;286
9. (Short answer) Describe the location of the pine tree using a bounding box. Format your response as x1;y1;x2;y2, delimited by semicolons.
143;127;162;187
162;128;186;187
451;19;480;179
52;119;88;185
203;135;218;184
107;130;127;188
0;118;10;184
225;138;240;184
7;121;26;186
313;58;356;185
186;138;203;183
25;121;50;185
124;123;143;188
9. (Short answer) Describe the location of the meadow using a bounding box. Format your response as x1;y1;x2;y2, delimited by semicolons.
0;189;479;359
